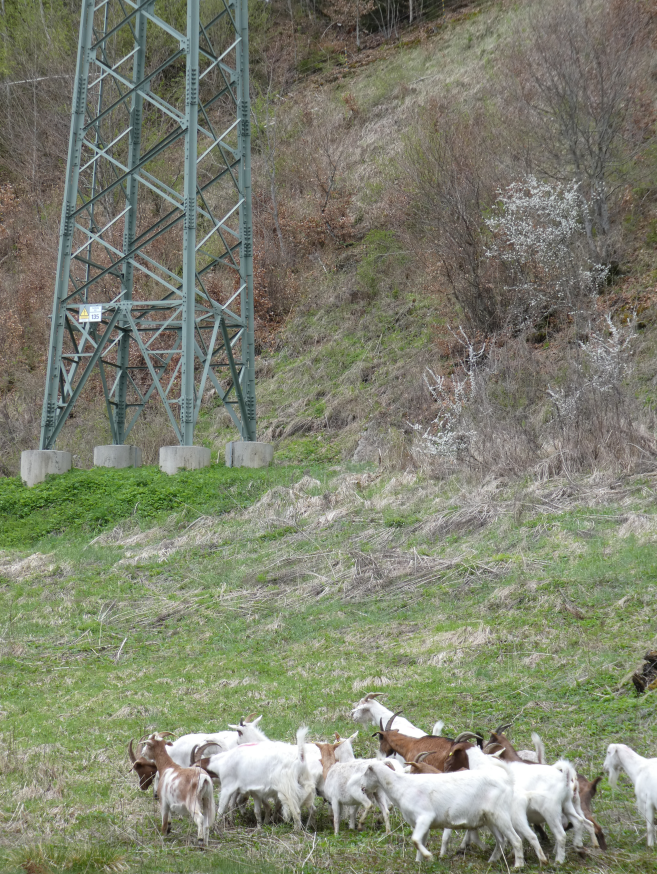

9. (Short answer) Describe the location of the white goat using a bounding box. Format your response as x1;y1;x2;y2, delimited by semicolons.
350;693;430;738
360;758;526;865
604;742;657;847
214;727;315;830
229;715;269;744
315;739;400;835
456;747;589;864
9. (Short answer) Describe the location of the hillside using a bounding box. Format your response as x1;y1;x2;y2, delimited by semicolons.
2;0;657;476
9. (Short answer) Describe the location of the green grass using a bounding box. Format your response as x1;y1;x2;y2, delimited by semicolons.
2;463;657;872
0;463;325;548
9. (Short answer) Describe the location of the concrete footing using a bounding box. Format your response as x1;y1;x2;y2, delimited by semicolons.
159;445;211;475
21;450;72;488
94;445;142;469
225;441;274;469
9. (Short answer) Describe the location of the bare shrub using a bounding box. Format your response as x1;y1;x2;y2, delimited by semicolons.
404;106;503;331
412;320;656;478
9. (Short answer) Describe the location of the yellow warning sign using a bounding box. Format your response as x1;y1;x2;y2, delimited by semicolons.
79;304;102;322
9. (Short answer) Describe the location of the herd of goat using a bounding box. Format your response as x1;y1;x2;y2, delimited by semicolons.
127;692;657;864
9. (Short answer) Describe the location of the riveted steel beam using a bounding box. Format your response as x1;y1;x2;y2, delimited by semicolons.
40;0;257;450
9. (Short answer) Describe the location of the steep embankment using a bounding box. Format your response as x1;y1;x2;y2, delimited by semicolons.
1;463;657;873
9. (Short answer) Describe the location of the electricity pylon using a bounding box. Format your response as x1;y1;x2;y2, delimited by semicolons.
40;0;256;450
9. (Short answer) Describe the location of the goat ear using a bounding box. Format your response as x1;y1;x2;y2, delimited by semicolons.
227;724;238;731
334;732;341;741
252;715;263;726
372;731;383;739
245;712;258;723
491;749;504;758
165;741;173;747
348;731;359;742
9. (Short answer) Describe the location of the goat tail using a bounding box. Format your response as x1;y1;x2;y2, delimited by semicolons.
192;770;215;825
432;720;444;737
202;775;216;826
296;725;309;762
530;732;546;765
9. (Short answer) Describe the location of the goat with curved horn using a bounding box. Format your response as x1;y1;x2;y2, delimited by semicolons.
495;722;512;735
415;752;433;763
194;742;220;762
128;740;137;763
384;710;404;732
453;731;481;744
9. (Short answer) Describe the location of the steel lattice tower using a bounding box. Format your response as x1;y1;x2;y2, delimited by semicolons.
40;0;256;450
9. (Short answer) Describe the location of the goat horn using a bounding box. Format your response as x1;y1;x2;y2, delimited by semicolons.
453;731;479;743
157;731;175;739
239;717;245;727
415;752;432;763
384;710;403;731
495;722;512;735
128;740;136;763
365;692;385;700
484;742;504;754
195;742;218;761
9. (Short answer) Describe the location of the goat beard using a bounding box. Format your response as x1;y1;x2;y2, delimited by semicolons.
606;767;619;788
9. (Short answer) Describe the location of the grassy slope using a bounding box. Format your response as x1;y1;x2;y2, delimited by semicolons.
1;461;657;873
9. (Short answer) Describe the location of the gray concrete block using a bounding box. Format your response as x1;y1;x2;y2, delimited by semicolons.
94;445;142;469
21;450;72;488
225;441;274;469
159;445;211;475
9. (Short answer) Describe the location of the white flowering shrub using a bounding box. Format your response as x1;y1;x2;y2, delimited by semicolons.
411;328;484;459
485;176;608;324
547;314;635;420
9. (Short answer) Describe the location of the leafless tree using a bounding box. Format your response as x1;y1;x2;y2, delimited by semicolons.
509;0;652;266
404;107;508;331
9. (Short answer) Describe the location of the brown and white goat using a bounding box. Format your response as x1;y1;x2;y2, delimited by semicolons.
373;711;481;771
136;733;216;845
